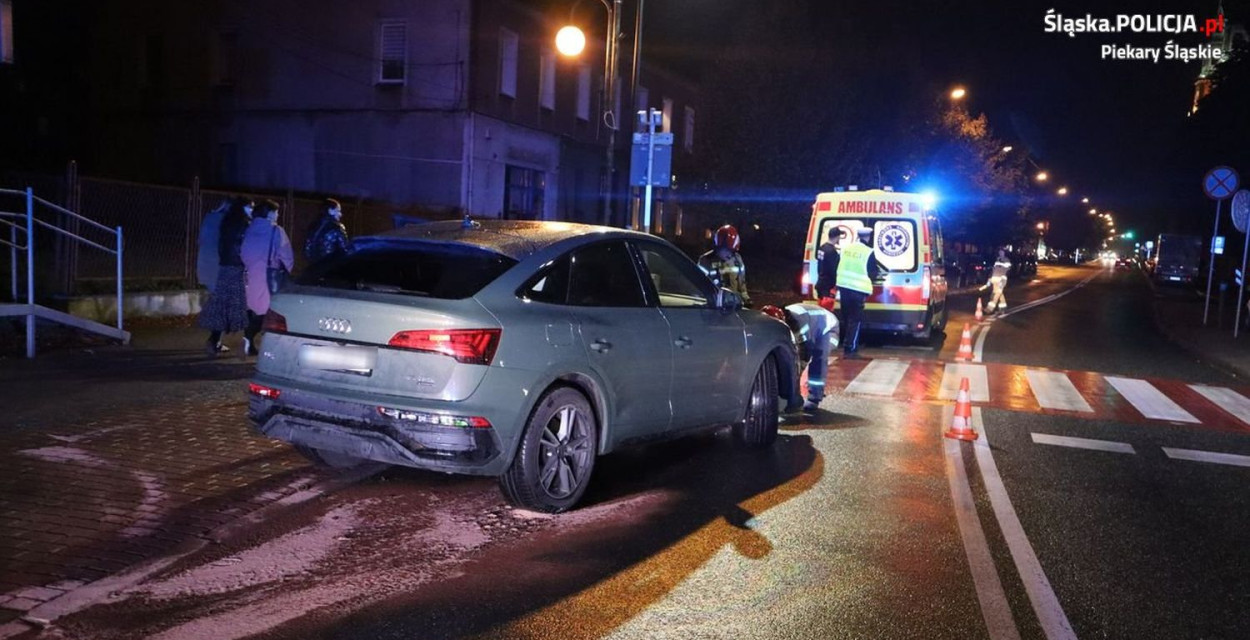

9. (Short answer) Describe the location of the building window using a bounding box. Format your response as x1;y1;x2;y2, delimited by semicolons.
661;97;673;133
212;30;238;86
499;28;518;98
635;86;648;111
576;66;590;121
539;49;555;110
377;22;407;84
504;165;545;220
683;106;695;152
0;0;13;64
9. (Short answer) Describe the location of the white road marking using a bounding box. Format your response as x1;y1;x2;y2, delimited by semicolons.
974;410;1078;640
1031;432;1135;454
1025;370;1094;413
943;407;1022;640
973;323;989;363
971;269;1100;367
1188;385;1250;426
1104;377;1199;423
997;270;1100;319
845;360;910;396
940;363;990;402
1162;447;1250;468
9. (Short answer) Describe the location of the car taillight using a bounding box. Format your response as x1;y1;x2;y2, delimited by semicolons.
248;382;281;399
922;266;931;300
377;406;493;429
388;328;501;365
263;310;287;333
799;269;811;295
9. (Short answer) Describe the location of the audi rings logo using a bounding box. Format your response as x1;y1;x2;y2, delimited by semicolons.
318;317;352;334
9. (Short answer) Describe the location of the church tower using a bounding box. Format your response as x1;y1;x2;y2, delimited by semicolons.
1192;2;1249;114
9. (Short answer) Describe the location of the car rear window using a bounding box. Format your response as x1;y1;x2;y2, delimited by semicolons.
297;244;517;299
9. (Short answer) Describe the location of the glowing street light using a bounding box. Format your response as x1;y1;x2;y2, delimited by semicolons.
1001;145;1013;153
950;87;967;100
1057;187;1069;196
555;25;587;56
1036;171;1049;182
555;0;635;227
1036;222;1046;230
1089;208;1097;215
1081;197;1090;204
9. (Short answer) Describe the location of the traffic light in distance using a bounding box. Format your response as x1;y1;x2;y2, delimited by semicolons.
1124;231;1134;239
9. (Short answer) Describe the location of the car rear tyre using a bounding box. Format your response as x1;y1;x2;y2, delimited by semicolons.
293;445;371;469
499;387;598;513
734;356;779;449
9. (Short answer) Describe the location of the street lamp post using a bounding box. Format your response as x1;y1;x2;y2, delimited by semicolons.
557;0;623;226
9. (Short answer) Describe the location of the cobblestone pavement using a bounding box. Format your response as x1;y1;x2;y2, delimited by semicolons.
0;325;334;627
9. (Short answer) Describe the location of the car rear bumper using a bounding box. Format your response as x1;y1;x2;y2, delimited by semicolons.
247;377;525;476
862;308;931;336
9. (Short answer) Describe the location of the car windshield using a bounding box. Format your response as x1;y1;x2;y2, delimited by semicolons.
296;243;517;299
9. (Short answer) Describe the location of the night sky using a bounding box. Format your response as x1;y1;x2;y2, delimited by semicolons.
645;0;1234;241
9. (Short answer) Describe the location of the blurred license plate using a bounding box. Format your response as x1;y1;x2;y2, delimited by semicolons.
299;344;377;373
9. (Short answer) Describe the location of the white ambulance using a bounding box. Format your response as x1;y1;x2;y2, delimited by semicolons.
800;187;949;341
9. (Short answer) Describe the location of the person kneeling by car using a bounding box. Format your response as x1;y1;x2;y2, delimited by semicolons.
763;302;840;414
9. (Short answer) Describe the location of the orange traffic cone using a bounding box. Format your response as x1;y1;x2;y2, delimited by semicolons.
945;377;979;441
975;298;984;322
955;323;974;361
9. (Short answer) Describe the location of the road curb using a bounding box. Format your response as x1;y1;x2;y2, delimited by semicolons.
0;462;385;639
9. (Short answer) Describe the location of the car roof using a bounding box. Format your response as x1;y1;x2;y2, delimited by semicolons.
354;219;655;261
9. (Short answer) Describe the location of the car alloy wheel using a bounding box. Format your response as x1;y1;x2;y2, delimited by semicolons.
734;355;779;449
500;387;598;512
538;404;594;499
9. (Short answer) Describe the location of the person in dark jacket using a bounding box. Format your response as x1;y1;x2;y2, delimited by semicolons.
197;197;254;357
814;227;843;310
304;198;350;264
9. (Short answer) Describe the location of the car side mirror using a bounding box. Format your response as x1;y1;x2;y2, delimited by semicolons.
716;288;742;311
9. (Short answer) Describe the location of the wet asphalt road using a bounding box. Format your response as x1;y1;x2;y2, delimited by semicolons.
44;263;1250;640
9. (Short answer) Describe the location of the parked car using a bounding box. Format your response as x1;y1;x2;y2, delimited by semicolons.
247;220;798;512
1010;252;1037;278
946;253;992;289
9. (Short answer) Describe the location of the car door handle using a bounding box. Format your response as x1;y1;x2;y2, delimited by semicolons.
590;339;612;353
674;336;693;349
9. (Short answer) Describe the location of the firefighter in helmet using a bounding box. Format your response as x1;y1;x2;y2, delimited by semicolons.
698;224;751;306
762;302;840;413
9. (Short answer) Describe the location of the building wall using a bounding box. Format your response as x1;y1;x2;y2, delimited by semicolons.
65;0;695;224
465;113;560;219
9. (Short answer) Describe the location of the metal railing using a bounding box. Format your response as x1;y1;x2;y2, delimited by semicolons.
0;187;125;358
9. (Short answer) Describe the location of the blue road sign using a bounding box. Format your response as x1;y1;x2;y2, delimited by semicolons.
1205;166;1240;200
1213;235;1226;255
630;142;673;187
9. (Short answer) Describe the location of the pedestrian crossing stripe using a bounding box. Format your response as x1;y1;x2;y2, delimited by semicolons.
822;359;1250;433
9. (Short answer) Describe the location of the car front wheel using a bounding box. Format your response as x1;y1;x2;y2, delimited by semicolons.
499;387;598;513
734;356;779;449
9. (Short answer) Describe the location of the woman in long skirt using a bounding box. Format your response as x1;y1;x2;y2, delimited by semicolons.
198;197;254;356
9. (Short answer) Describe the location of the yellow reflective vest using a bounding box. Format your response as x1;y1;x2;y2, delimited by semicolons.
837;242;874;294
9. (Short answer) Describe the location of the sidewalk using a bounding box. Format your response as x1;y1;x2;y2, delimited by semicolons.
0;321;340;630
1153;287;1250;381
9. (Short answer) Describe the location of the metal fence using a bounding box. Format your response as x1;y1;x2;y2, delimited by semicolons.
1;167;457;298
